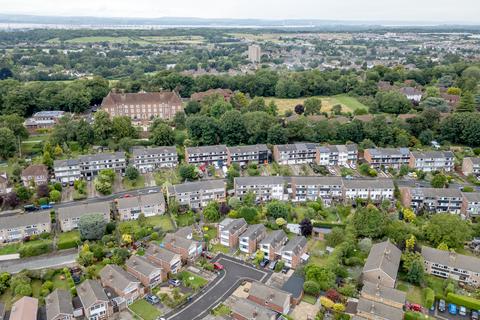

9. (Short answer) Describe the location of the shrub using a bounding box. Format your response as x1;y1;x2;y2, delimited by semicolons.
320;296;334;309
447;293;480;311
304;280;321;296
19;241;52;257
423;288;435;309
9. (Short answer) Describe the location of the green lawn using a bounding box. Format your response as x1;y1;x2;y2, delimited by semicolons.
123;175;145;190
396;281;423;305
302;294;318;305
154;169;181;187
425;275;447;299
210;243;229;254
0;243;21;255
306;239;329;266
146;215;174;232
175;211;196;227
52;273;71;291
178;271;208;290
57;231;80;250
129;299;162;320
203;225;217;240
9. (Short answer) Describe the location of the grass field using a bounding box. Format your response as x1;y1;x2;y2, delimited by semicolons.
306;239;329;266
175;211;196;227
57;231;81;250
397;281;423;305
123;175;145;190
146;215;174;232
48;35;204;45
265;94;368;115
302;294;318;305
129;299;162;320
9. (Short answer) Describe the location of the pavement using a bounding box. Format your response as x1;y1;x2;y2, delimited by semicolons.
0;249;78;273
165;254;271;320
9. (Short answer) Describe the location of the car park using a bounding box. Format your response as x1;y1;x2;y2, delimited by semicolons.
449;303;457;315
168;279;181;287
145;294;160;304
460;306;467;316
259;259;270;268
438;299;446;312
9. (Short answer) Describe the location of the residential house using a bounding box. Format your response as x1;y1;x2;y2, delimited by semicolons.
145;244;182;274
356;297;404;320
46;289;74;320
76;279;113;320
115;192;165;221
273;143;318;165
362;240;401;288
462;192;480;219
131;146;178;173
343;179;394;203
289;176;343;205
58;201;111;232
0;211;51;242
24;111;65;133
315;144;358;167
260;230;288;261
100;91;183;125
441;93;460;109
21;164;49;186
163;233;203;261
409;151;455;172
280;236;308;268
234;176;287;202
462;157;480;177
226;144;270;166
421;246;480;287
99;264;143;305
53;159;81;185
167;180;226;209
281;274;305;305
78;152;127;178
360;281;406;310
363;148;410;169
218;218;248;248
239;224;267;254
126;255;166;290
401;187;463;214
247;282;292;314
185;145;228;165
227;297;277;320
399;87;423;102
0;172;9;195
9;296;38;320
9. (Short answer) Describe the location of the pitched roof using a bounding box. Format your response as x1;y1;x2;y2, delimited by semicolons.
46;289;73;320
0;211;51;230
241;224;266;241
228;297;277;320
116;192;165;210
361;281;406;305
463;192;480;203
421;246;480;273
101;91;182;107
410;150;454;159
235;176;287;186
163;233;198;250
363;240;401;283
260;230;287;247
227;144;269;154
76;279;108;309
9;296;38;320
222;218;247;234
357;297;404;320
58;201;111;220
290;176;343;186
343;178;394;189
399;87;422;96
248;282;291;308
185;145;228;155
409;187;462;199
132;146;177;157
53;159;80;168
366;147;410;157
21;164;48;177
281;274;304;299
169;180;225;194
99;264;140;292
126;255;162;278
282;236;307;255
275;143;318;153
465;157;480;165
146;244;181;263
78;152;125;163
190;88;233;102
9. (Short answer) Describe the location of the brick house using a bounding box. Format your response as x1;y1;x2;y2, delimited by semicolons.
227;297;277;320
45;289;74;320
99;264;143;305
21;164;49;187
280;236;307;269
145;244;182;274
218;218;248;249
76;279;113;320
126;255;166;290
400;187;463;214
260;230;288;261
462;192;480;219
247;282;292;314
239;224;267;254
162;233;203;261
408;151;454;172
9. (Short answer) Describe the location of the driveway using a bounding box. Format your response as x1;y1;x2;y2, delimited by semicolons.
165;254;271;320
0;249;77;273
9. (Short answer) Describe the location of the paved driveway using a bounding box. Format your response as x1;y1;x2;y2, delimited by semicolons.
165;254;271;320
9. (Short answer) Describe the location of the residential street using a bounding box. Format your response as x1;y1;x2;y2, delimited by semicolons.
0;249;77;273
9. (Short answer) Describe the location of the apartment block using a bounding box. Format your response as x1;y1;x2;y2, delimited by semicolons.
167;180;226;209
260;230;288;261
58;201;111;232
218;218;248;248
24;111;65;133
273;143;318;165
401;187;463;214
226;144;270;166
234;176;287;202
78;152;126;178
364;148;410;169
463;157;480;177
145;244;182;274
115;192;165;221
76;280;113;320
409;151;454;172
343;179;394;203
99;264;143;305
53;159;81;184
289;176;343;205
126;255;166;290
462;192;480;219
281;236;307;268
422;246;480;287
131;146;178;173
316;144;358;167
0;211;51;242
185;145;228;165
239;224;267;254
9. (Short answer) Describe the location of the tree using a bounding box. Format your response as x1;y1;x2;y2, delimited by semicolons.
203;201;220;222
37;184;50;198
267;124;288;144
150;122;175;146
219;110;246;146
93;111;112;143
49;189;61;203
125;166;139;181
186;115;219;145
178;164;199;181
402;251;424;285
237;207;258;224
16;186;32;201
403;208;416;222
352;205;386;238
266;201;289;219
112;116;137;141
305;265;336;291
300;218;313;237
304;280;321;296
437;242;449;251
0;127;17;159
431;173;448;188
78;213;107;241
185;100;201;114
332;104;342;115
4;192;19;208
304;97;322;115
325;227;346;247
419;97;449;112
405;235;416;251
424;214;472;248
294;104;305;115
375;91;411;114
457;91;476;112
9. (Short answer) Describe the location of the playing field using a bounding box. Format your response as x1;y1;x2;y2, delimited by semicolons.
47;35;205;45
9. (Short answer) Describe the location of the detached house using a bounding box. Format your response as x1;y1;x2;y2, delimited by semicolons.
463;157;480;177
401;187;463;214
46;289;74;320
0;211;51;242
99;264;143;305
248;282;292;314
260;230;288;261
131;146;178;173
218;218;248;249
273;143;318;165
364;148;410;170
239;224;267;254
126;255;166;290
409;151;455;172
362;240;401;288
167;180;226;209
58;201;111;232
21;164;49;187
234;176;287;202
146;244;182;274
226;144;270;166
281;236;308;268
315;144;358;167
399;87;423;102
115;192;165;221
163;233;202;261
9;296;38;320
76;279;113;320
185;145;228;165
228;297;277;320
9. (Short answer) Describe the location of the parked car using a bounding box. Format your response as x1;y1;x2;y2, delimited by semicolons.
201;251;214;259
460;306;467;316
213;262;224;270
449;303;458;315
40;204;53;210
438;299;446;312
145;294;159;304
168;279;181;287
148;189;157;194
259;259;270;268
268;260;277;271
472;310;479;320
407;303;422;312
282;266;290;274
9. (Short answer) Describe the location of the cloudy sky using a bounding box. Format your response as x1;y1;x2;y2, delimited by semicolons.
0;0;479;23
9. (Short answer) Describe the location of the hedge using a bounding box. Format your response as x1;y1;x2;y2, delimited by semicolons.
404;311;429;320
447;293;480;310
19;240;53;257
423;288;435;309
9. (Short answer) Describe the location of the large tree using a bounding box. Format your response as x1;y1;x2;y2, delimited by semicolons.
374;91;411;114
78;213;107;241
352;205;387;238
0;127;17;159
424;214;472;248
149;122;175;146
219;110;246;146
304;97;322;115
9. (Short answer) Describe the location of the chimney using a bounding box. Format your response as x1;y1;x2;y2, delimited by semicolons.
375;283;381;297
384;248;391;260
449;250;457;263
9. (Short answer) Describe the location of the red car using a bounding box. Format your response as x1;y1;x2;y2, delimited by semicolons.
122;194;132;198
213;262;224;270
407;303;422;312
201;251;214;259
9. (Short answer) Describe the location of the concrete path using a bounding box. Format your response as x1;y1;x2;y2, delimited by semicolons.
0;249;78;273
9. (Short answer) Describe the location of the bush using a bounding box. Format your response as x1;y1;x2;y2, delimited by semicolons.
423;288;435;308
304;280;321;296
19;241;52;257
275;260;285;272
404;312;430;320
447;293;480;311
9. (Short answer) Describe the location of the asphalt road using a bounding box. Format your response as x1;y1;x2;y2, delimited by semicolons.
0;249;77;273
166;254;271;320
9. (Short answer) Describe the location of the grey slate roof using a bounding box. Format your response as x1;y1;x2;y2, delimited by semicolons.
241;224;266;241
363;240;401;282
421;246;480;273
281;274;304;299
146;244;180;263
343;178;394;189
53;159;80;167
132;146;177;157
186;145;227;154
282;236;307;255
126;255;162;278
76;280;108;309
410;150;454;159
78;152;125;163
260;230;287;247
410;187;462;198
227;144;269;154
99;264;140;292
357;297;404;320
234;176;287;186
248;282;291;308
169;180;225;194
466;157;480;165
275;143;318;152
58;201;111;220
290;176;343;186
116;192;165;210
317;144;357;153
45;289;73;320
222;218;247;234
463;192;480;203
361;281;406;305
0;302;4;318
163;233;197;250
0;211;50;230
366;148;410;157
228;297;277;320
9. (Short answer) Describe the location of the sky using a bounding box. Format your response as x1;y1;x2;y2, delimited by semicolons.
0;0;479;23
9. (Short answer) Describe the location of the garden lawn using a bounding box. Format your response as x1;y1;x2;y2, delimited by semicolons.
57;231;80;250
52;273;70;291
425;275;447;299
210;243;229;254
147;215;174;232
0;243;20;255
306;239;329;266
154;169;181;187
129;299;162;320
302;294;318;305
123;175;145;190
179;271;208;290
396;281;423;305
175;211;195;227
